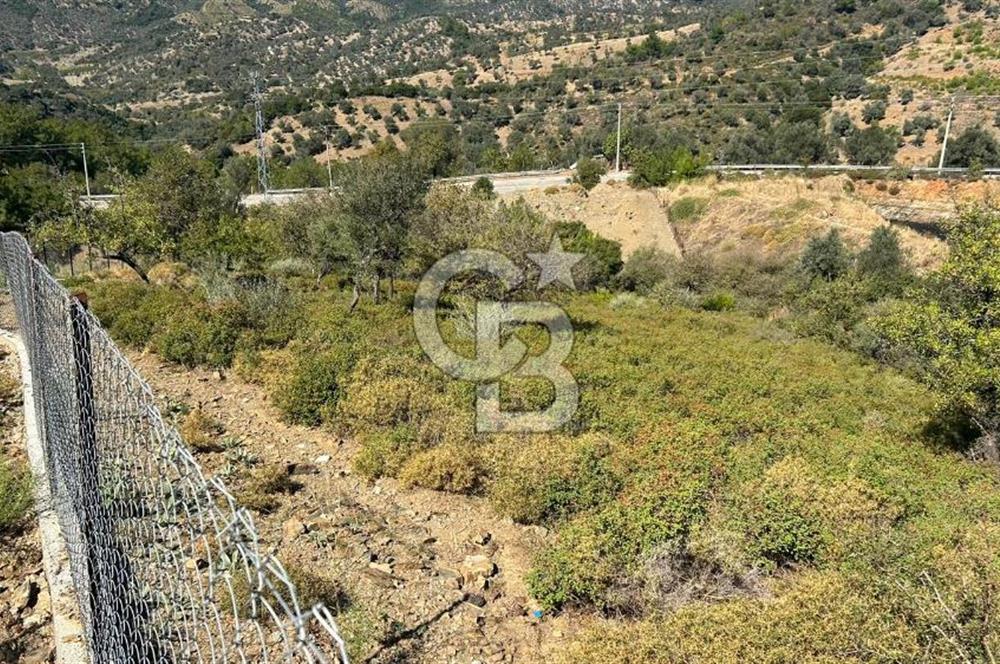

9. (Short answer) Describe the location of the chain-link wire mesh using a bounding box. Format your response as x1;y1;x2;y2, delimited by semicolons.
0;232;349;664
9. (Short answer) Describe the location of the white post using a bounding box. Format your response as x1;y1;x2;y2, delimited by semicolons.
80;142;92;199
325;126;334;191
615;103;623;173
938;95;955;174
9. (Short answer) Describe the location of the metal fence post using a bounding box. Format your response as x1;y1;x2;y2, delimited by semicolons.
0;231;349;663
70;293;154;662
68;294;110;658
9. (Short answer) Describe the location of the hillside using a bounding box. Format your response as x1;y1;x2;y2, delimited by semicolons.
509;175;949;270
4;0;999;174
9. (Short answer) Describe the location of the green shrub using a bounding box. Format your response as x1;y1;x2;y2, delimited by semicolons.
353;425;424;479
700;291;736;312
488;434;621;524
471;176;495;199
0;460;31;533
273;345;356;426
668;196;708;224
399;443;484;493
630;148;705;188
557;571;922;663
555;221;623;289
573;157;606;191
614;246;676;294
801;229;852;281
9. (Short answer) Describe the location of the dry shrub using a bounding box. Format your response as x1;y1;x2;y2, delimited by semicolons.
0;371;22;407
180;408;225;452
0;460;32;533
398;443;483;493
609;537;764;615
557;571;921;663
237;464;299;513
233;347;294;386
147;261;194;288
226;559;347;619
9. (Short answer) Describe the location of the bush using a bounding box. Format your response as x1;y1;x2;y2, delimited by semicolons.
700;291;736;312
236;464;299;513
273;345;357;426
668;197;708;224
228;557;347;619
267;257;315;279
398;443;483;493
555;221;623;289
152;302;245;368
556;572;921;663
862;100;887;124
801;229;851;281
179;408;225;453
471;176;495;199
0;460;31;533
573;157;606;191
856;226;910;293
614;246;676;294
846;126;899;166
488;434;621;524
945;125;1000;167
630;148;705;188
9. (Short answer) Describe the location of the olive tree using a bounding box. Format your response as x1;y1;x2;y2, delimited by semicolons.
879;205;1000;461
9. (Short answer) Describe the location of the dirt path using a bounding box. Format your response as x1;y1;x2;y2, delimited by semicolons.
127;351;587;663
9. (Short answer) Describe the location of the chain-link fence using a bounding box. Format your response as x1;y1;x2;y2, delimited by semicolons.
0;232;349;663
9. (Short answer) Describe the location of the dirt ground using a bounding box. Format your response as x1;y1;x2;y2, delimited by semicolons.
127;351;590;663
511;180;682;258
0;346;52;664
511;175;950;270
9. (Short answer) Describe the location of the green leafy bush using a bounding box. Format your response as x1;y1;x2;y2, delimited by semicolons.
668;196;708;224
801;229;852;281
273;345;356;426
555;221;623;289
573;157;606;191
615;246;676;294
700;291;736;312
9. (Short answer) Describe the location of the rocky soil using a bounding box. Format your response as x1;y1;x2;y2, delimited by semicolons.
128;352;589;663
0;345;53;664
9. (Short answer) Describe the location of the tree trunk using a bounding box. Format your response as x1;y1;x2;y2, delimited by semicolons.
349;280;361;312
373;274;381;304
105;253;149;283
315;266;330;289
388;274;395;300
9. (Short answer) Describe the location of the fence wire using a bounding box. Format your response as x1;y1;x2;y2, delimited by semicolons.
0;232;349;664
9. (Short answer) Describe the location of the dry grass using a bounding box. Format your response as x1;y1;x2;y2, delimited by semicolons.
236;464;299;514
180;408;225;453
655;176;948;271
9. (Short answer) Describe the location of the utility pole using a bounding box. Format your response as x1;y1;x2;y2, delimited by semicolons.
615;102;623;173
80;142;92;200
324;125;334;191
938;94;955;175
251;72;270;196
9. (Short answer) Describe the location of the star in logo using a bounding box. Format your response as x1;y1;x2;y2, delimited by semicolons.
529;236;584;290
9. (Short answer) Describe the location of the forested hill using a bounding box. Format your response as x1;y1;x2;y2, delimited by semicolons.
0;0;680;108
